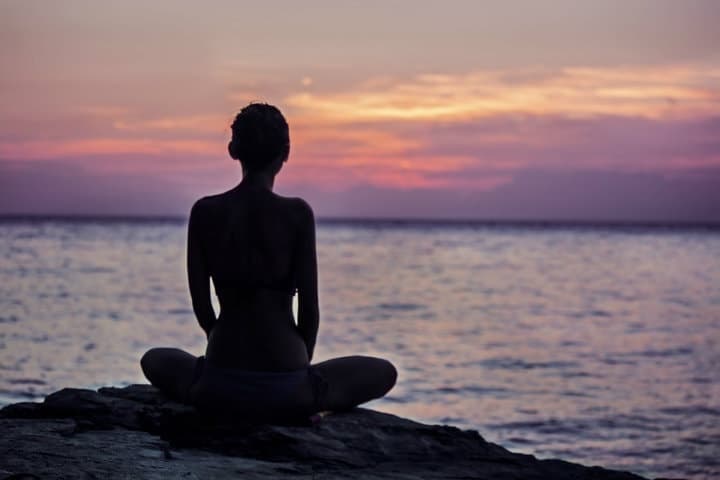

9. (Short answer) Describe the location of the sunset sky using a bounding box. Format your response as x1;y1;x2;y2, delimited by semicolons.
1;0;719;221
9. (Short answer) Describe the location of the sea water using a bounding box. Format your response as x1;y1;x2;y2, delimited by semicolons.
0;218;718;479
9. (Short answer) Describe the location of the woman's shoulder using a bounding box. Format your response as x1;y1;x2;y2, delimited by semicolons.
278;195;313;214
188;193;234;231
274;195;315;225
189;194;223;218
189;192;314;225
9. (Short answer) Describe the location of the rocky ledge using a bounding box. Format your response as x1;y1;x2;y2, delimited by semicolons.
0;385;645;479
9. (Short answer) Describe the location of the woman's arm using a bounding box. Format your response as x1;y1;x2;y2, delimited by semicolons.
295;199;319;361
187;199;216;338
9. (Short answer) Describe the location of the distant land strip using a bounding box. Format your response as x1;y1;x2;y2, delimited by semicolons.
1;214;719;231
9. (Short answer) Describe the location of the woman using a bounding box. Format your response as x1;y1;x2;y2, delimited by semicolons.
141;103;397;422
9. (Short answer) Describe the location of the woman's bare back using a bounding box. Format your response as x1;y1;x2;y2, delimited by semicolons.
188;183;318;371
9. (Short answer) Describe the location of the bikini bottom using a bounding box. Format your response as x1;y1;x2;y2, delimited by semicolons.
187;356;327;422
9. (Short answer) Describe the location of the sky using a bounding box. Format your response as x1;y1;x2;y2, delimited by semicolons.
1;0;719;221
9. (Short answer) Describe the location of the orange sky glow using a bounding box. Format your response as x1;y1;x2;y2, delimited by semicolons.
1;1;719;220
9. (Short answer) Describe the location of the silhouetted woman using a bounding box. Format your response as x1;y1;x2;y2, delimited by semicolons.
141;103;397;422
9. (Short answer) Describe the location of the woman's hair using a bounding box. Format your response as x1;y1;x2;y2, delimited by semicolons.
228;103;290;171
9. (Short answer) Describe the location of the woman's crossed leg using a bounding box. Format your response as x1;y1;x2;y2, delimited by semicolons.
311;355;397;411
140;349;397;412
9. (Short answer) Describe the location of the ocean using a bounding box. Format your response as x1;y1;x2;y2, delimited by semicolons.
0;217;718;479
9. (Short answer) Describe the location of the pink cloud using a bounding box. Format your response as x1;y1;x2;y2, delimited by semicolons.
1;63;719;218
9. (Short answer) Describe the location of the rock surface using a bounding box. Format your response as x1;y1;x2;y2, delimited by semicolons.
0;385;647;479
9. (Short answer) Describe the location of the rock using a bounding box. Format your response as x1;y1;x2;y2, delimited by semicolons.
0;385;646;479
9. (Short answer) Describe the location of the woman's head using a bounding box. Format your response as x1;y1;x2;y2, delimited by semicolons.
228;103;290;173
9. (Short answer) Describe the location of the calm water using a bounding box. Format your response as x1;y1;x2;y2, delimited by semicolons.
1;218;719;479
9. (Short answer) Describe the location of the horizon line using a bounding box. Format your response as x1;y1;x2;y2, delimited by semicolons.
1;213;719;230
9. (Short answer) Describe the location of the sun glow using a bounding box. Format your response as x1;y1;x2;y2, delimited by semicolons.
1;64;718;192
286;66;720;123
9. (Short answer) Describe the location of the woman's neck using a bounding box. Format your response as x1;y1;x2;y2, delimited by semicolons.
240;170;275;191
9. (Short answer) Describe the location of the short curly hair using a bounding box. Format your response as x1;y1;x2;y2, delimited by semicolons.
228;103;290;171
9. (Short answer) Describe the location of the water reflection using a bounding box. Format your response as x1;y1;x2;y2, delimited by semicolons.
0;220;719;479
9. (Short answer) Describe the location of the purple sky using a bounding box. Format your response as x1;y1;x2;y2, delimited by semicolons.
1;1;719;221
